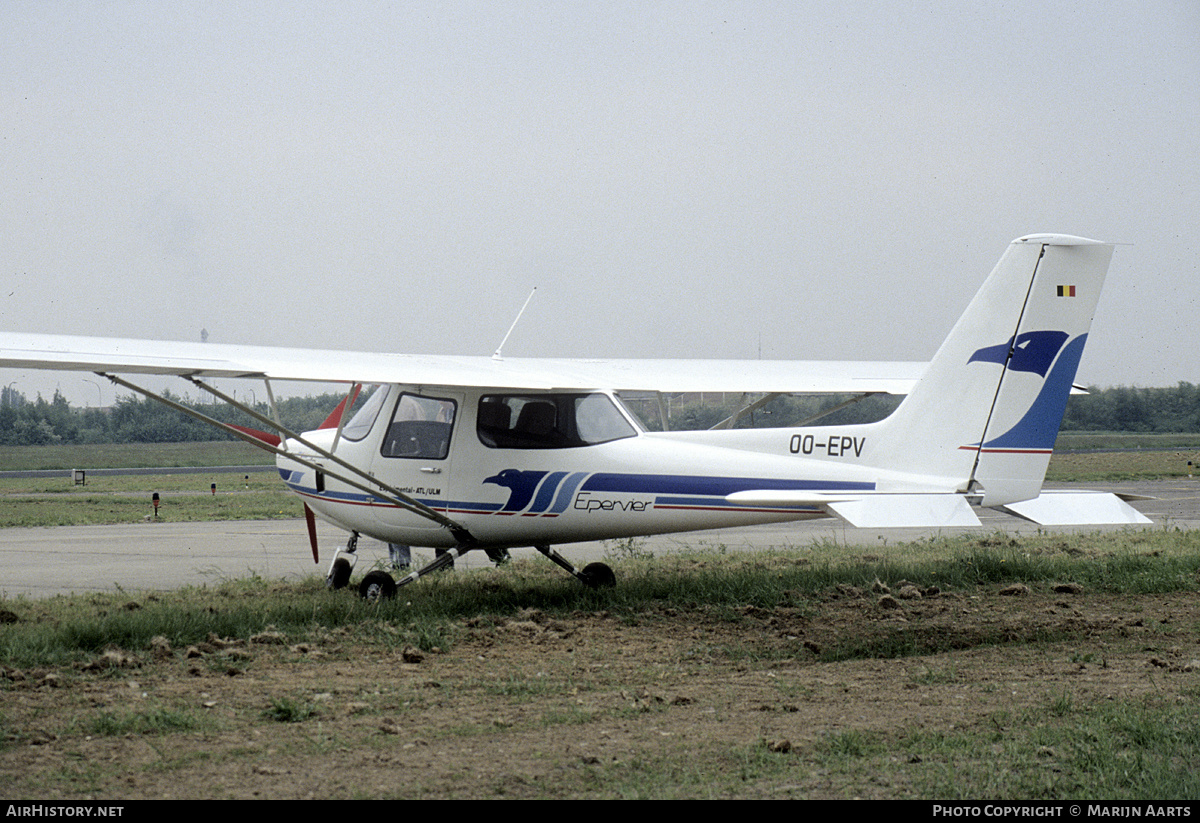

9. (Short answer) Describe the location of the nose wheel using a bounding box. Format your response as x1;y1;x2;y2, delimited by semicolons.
579;561;616;589
325;532;359;590
327;558;352;589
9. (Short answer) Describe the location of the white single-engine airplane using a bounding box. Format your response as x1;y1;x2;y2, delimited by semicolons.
0;235;1149;597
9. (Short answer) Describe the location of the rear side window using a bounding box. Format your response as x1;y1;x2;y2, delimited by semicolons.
477;393;636;449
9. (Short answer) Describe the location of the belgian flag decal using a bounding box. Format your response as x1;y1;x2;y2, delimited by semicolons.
1056;285;1076;297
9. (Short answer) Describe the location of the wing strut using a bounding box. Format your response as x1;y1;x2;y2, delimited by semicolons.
710;392;782;430
263;379;286;450
98;372;476;545
790;392;885;427
710;391;885;430
327;383;362;453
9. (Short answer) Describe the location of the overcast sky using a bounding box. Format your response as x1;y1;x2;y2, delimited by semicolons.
2;1;1197;406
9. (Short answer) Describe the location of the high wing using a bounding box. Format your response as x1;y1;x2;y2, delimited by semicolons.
0;331;925;394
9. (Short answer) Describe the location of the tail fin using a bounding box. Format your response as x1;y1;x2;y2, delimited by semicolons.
871;235;1113;506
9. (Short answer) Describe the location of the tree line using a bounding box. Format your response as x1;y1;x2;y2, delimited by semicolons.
0;385;352;446
1;382;1197;447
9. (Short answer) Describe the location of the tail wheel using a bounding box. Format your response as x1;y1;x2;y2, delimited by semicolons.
326;558;352;590
358;570;397;602
581;562;616;589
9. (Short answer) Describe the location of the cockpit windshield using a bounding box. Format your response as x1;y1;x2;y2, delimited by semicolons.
339;384;387;442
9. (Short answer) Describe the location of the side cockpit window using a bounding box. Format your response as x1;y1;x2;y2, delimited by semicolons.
380;393;456;459
477;393;636;449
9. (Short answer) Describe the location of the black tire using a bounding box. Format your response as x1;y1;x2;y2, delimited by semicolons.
485;547;511;565
581;562;616;589
358;570;397;601
326;558;351;590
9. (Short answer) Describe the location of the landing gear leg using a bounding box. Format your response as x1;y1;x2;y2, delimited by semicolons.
534;545;616;589
355;542;472;599
388;542;411;571
326;531;360;590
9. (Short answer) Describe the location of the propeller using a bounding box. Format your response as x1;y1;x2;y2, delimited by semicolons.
304;503;320;563
226;425;316;561
301;385;360;565
229;386;365;565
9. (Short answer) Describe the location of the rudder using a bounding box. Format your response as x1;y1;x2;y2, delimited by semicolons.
966;236;1113;504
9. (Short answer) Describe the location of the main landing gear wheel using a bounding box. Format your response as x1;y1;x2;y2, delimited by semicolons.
532;546;617;589
326;558;352;590
359;570;397;602
580;562;616;589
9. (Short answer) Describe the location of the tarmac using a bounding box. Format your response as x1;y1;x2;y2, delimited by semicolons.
0;479;1195;599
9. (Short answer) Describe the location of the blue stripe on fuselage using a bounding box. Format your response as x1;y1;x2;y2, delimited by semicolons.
281;472;874;516
579;474;873;496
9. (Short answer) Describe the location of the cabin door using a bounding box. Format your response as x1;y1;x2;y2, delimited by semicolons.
368;389;464;535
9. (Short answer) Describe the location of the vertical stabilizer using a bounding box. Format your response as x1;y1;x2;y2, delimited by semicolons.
870;235;1113;505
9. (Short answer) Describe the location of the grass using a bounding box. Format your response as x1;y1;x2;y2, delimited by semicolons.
1055;431;1200;452
0;441;271;472
0;473;277;495
2;530;1197;670
1047;449;1200;481
262;696;319;723
0;443;294;526
1;530;1198;799
1048;432;1200;480
0;490;302;528
891;694;1200;798
79;707;208;737
0;470;299;527
0;574;458;669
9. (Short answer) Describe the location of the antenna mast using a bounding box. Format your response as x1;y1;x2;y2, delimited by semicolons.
492;286;537;360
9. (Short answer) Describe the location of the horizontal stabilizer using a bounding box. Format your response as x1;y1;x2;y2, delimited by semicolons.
997;491;1151;525
827;495;981;528
724;491;981;528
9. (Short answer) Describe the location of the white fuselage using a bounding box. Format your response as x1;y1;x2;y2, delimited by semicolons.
275;384;897;549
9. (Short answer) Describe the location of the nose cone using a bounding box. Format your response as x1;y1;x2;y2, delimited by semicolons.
275;429;337;481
